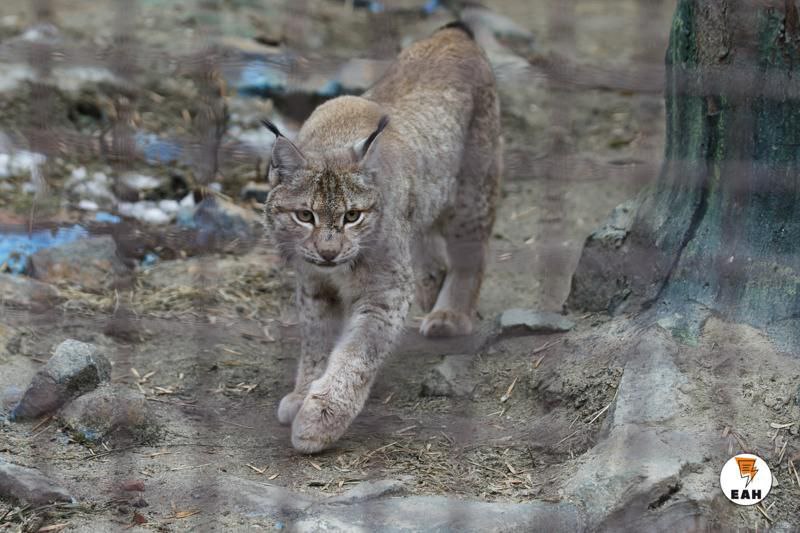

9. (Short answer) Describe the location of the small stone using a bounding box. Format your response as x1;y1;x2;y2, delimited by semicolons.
420;354;475;397
325;478;409;505
0;273;62;311
78;199;99;211
65;169;116;208
12;339;111;420
0;459;73;505
28;235;130;292
498;309;575;334
59;384;161;445
240;181;272;204
121;172;161;192
0;150;46;179
118;201;172;225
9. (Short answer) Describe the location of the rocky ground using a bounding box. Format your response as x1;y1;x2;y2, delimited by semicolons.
0;0;798;531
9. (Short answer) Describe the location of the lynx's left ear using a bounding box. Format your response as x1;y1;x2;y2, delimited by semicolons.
262;119;306;187
352;115;389;167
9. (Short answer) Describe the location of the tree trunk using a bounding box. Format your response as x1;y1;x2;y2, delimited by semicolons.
568;0;800;349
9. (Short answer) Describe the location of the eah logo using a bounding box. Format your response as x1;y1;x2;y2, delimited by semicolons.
720;454;772;506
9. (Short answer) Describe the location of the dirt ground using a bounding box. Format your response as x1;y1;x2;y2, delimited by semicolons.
0;0;798;531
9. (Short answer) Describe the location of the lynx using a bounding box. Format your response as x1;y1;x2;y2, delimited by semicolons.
263;22;501;453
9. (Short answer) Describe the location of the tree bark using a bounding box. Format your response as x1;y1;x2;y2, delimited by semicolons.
568;0;800;348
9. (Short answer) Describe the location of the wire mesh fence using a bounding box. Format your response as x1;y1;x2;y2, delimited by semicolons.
1;0;798;531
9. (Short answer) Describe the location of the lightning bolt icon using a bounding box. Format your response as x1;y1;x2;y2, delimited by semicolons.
735;457;758;488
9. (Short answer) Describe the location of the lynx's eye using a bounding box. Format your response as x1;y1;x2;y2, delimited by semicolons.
293;210;315;224
343;210;363;225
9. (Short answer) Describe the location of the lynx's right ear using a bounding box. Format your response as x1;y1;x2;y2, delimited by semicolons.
352;115;389;168
262;119;306;186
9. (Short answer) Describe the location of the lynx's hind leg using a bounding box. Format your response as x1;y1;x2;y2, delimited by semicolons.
421;96;501;338
419;225;489;338
413;232;448;313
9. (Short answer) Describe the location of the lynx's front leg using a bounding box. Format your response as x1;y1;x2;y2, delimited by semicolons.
291;266;412;453
277;281;343;425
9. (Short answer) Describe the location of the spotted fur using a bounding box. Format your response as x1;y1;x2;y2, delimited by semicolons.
264;26;501;453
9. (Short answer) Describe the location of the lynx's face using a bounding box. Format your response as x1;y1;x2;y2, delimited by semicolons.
266;169;380;268
262;115;389;269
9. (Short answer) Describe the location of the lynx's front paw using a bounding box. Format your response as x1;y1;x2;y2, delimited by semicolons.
291;387;352;454
420;309;473;337
277;392;305;425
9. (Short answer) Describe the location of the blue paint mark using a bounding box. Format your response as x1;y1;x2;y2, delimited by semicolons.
236;60;288;97
135;132;182;164
95;211;121;224
74;427;101;443
0;225;88;274
176;206;197;229
234;58;347;99
141;252;159;267
422;0;440;14
274;522;285;530
318;80;343;97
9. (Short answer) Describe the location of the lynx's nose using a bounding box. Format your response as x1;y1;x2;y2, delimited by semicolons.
317;248;339;262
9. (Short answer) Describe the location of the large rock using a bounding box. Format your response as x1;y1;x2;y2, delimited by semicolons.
12;339;111;420
0;459;73;505
563;327;715;529
27;235;130;292
567;199;640;314
498;309;575;335
59;384;161;445
0;273;62;311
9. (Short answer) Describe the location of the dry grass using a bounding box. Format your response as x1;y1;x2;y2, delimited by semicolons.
56;253;290;320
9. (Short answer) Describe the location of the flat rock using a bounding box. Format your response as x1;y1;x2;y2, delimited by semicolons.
0;459;73;505
324;478;409;506
27;235;130;292
498;309;575;334
0;273;62;311
609;329;688;428
12;339;111;420
420;354;475;397
205;475;584;532
299;496;583;532
59;384;161;444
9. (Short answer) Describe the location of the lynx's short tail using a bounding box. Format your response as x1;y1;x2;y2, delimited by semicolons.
437;20;475;41
454;5;536;84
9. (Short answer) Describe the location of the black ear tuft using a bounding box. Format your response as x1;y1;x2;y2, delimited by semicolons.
261;119;283;138
360;115;389;158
